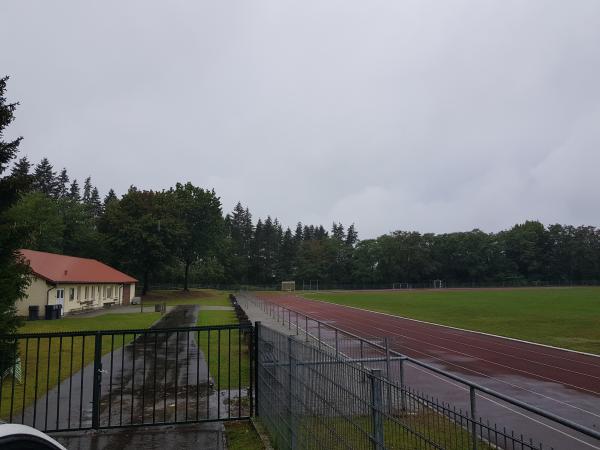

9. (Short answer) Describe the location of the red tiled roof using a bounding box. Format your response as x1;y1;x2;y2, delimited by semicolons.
19;249;137;284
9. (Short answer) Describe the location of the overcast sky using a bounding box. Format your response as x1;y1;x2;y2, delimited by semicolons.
1;1;599;238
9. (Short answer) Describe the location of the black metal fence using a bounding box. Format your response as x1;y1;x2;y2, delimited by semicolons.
256;323;554;450
0;324;254;432
246;295;600;450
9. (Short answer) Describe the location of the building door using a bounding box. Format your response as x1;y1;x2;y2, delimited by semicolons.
56;289;65;315
122;284;130;306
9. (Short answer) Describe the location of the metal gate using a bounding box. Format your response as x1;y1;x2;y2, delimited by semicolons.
0;324;254;432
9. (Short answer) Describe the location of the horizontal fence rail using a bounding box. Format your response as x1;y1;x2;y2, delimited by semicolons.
244;295;600;450
0;324;254;433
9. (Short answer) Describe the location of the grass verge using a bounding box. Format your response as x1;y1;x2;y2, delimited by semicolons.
225;420;265;450
196;309;250;391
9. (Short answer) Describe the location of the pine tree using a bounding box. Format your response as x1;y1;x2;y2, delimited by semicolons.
0;75;28;346
89;186;102;218
294;222;303;242
68;179;81;202
104;188;118;205
10;156;33;195
346;224;358;246
33;157;58;197
332;222;345;241
57;168;69;198
82;177;92;204
11;156;31;177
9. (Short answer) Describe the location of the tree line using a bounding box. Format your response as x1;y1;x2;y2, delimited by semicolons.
2;75;600;336
7;153;600;290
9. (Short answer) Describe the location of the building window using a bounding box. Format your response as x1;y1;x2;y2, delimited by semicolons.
107;286;113;298
69;288;75;301
56;289;64;301
91;286;95;299
85;286;89;299
77;286;81;300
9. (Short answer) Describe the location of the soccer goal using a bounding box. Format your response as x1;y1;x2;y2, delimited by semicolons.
392;283;412;289
432;279;445;289
281;281;296;291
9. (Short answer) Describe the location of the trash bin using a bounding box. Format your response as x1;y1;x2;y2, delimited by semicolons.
45;304;61;320
28;305;40;321
45;304;55;320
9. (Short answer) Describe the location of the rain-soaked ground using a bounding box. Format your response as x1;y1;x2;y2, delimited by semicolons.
21;305;248;449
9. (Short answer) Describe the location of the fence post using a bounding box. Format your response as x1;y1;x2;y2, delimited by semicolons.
470;386;478;450
399;357;406;412
317;322;322;349
384;338;391;413
248;325;254;416
254;322;261;417
369;369;385;450
288;335;297;450
305;316;308;341
92;331;103;429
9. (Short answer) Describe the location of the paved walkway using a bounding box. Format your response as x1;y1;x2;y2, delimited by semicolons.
52;422;226;450
235;293;294;336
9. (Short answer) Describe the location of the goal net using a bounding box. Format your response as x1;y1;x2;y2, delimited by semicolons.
433;279;445;289
392;283;412;289
281;281;296;291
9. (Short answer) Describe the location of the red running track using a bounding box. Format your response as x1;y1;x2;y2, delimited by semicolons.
259;294;600;437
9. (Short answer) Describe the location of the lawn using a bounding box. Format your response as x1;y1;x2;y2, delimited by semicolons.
196;309;251;391
301;287;600;354
225;420;264;450
142;288;231;307
1;312;160;421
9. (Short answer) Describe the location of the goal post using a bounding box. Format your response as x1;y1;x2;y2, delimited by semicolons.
433;279;445;289
281;281;296;291
392;282;411;290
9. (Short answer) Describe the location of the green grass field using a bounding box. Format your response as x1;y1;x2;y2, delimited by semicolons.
196;309;251;390
302;287;600;354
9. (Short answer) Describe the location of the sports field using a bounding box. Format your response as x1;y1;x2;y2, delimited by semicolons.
301;287;600;354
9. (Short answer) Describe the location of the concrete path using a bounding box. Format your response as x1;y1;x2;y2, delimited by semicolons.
52;422;226;450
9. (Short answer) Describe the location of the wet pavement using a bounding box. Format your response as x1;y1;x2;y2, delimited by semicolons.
52;422;226;450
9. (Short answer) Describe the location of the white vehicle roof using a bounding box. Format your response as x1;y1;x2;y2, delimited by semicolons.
0;423;67;449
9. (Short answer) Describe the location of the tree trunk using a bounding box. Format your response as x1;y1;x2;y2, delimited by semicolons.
184;261;190;292
142;270;149;295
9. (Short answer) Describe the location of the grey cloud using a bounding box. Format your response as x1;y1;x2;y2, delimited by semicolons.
1;0;599;237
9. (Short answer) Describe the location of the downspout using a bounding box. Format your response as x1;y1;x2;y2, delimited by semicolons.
46;284;56;305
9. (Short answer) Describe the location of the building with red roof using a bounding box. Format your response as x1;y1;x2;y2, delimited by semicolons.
18;249;137;316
